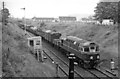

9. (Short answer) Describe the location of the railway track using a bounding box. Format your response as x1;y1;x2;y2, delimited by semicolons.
25;32;69;77
26;29;118;79
43;47;84;78
43;50;68;77
43;41;118;79
95;68;117;78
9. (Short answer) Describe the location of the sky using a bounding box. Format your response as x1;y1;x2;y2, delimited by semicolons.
100;0;120;2
0;0;100;19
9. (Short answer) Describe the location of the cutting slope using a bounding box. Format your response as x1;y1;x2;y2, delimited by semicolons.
2;20;55;77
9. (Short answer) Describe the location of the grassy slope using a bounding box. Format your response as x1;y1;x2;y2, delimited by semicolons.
2;20;55;77
0;23;2;76
41;22;118;69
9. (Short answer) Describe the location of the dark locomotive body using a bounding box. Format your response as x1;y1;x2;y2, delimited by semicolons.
55;36;100;68
25;26;100;69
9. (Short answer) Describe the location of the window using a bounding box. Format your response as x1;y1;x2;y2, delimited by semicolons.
96;46;99;51
84;47;89;52
36;40;40;45
90;46;95;50
79;47;83;52
29;40;34;46
90;46;96;52
81;48;83;51
67;39;70;42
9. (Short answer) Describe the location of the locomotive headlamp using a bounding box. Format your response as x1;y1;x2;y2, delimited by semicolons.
97;55;100;59
90;56;93;59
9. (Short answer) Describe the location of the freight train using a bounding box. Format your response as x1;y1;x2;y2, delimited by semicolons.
24;25;101;69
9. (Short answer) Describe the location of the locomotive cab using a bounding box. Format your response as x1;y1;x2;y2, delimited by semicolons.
59;36;100;69
80;43;100;68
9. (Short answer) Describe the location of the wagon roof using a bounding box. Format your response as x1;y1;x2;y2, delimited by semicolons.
44;30;51;33
50;32;61;34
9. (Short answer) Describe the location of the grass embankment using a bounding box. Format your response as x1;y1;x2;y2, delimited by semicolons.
0;23;2;76
2;20;55;77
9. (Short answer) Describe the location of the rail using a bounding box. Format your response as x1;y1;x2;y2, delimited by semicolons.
43;50;68;77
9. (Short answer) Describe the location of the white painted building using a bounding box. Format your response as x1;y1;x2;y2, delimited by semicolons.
102;19;114;25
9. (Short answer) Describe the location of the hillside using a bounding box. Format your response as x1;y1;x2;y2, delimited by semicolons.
2;20;56;77
0;23;2;76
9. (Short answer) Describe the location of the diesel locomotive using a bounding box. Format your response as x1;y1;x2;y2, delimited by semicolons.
57;36;100;68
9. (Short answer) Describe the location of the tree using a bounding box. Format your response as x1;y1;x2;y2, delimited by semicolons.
1;8;10;24
94;2;118;24
118;1;120;23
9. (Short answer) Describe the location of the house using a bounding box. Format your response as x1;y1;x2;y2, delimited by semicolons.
102;19;114;25
81;18;98;24
58;16;76;22
32;17;55;22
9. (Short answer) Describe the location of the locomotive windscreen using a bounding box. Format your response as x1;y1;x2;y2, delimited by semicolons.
83;46;99;53
84;47;90;52
90;42;96;45
90;46;95;49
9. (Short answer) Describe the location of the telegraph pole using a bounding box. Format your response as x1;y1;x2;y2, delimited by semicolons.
2;2;5;10
24;8;26;34
21;8;26;34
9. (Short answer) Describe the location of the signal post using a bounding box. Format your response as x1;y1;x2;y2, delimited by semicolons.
68;53;75;79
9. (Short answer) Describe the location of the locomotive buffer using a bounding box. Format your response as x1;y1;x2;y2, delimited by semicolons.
68;53;76;79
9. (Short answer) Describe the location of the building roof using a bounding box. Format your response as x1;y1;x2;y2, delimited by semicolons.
32;17;55;20
27;36;41;40
59;16;76;21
